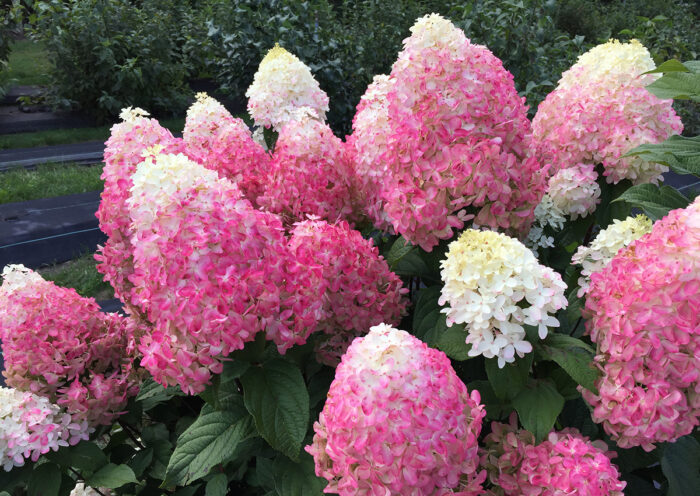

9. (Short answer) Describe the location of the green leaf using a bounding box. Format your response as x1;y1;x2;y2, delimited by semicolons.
271;454;325;496
614;184;690;220
646;72;700;101
385;236;415;269
28;463;61;496
625;135;700;177
129;447;154;478
241;359;309;460
662;435;700;496
392;250;436;282
164;401;255;486
513;380;565;443
205;473;229;496
85;464;138;489
643;59;692;74
412;286;442;343
467;380;509;420
136;377;185;411
201;361;250;410
46;441;108;472
485;353;533;400
538;334;599;393
435;321;471;361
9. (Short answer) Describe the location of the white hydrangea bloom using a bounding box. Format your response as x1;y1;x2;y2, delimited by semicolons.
572;214;653;296
439;230;568;367
118;106;150;123
524;194;567;257
0;387;90;471
70;483;112;496
548;163;601;219
246;44;329;131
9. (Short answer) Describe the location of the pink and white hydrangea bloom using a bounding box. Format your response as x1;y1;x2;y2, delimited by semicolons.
0;387;90;471
367;14;547;251
183;92;270;205
246;44;329;131
307;323;486;495
0;265;138;427
582;198;700;450
127;153;325;393
288;220;408;366
547;163;601;219
440;230;568;367
533;39;682;185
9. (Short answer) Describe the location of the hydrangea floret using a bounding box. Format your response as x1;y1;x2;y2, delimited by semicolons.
532;39;682;184
0;387;90;471
69;484;112;496
439;229;568;367
368;14;546;250
524;195;567;257
582;198;700;450
246;44;329;131
572;214;652;295
288;220;408;366
0;265;139;427
307;323;486;495
547;162;601;219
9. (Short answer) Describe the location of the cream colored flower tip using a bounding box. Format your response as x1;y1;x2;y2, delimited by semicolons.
118;106;150;123
349;324;415;373
188;92;228;119
0;264;45;294
404;13;466;54
70;483;111;496
559;39;656;89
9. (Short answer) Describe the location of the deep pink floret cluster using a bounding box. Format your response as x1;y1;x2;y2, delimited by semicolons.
288;220;408;366
307;324;486;495
582;197;700;450
0;266;139;427
481;415;625;495
356;14;546;251
127;153;325;394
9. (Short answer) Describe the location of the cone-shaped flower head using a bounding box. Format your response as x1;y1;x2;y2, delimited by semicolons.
439;230;568;367
547;163;601;220
307;324;486;495
0;387;90;471
128;153;324;393
572;214;652;296
288;220;408;366
582;198;700;450
533;39;682;184
183;92;270;205
258;111;360;226
246;44;329;131
370;14;546;251
0;265;139;426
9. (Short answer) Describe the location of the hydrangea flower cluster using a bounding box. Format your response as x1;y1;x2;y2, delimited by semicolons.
0;387;90;471
547;163;601;219
0;265;138;426
439;230;568;367
481;415;625;495
582;198;700;450
127;153;324;393
572;214;652;295
307;324;486;495
258;110;360;225
246;44;329;131
533;39;682;184
288;220;408;366
69;484;111;496
96;107;188;305
365;14;546;250
183;92;270;205
524;195;567;257
346;74;395;232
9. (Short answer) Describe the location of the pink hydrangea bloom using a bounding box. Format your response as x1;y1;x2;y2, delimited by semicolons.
96;107;189;305
582;197;700;450
307;324;486;495
0;387;90;471
183;93;271;205
532;40;682;185
481;415;625;495
0;265;139;427
546;163;600;219
258;110;360;226
288;220;408;366
127;153;324;394
366;14;546;251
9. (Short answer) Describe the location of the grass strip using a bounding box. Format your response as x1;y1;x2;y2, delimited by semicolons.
0;162;104;204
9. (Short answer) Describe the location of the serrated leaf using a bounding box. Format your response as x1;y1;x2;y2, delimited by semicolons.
202;361;249;410
643;59;691;74
46;441;108;472
393;250;436;282
136;377;185;411
539;334;599;392
385;236;415;269
646;72;700;101
435;321;471;361
614;183;689;220
485;353;533;400
271;454;325;496
662;435;700;496
205;473;228;496
513;380;565;443
625;135;700;177
164;401;255;486
28;463;61;496
412;286;442;342
241;359;309;460
129;447;153;478
85;464;137;489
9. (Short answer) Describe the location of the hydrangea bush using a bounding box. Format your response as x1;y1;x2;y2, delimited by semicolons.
1;14;698;496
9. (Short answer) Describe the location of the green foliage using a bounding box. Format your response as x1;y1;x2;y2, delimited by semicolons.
661;435;700;496
513;380;565;443
614;184;690;220
0;0;23;96
627;135;700;177
0;163;104;205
